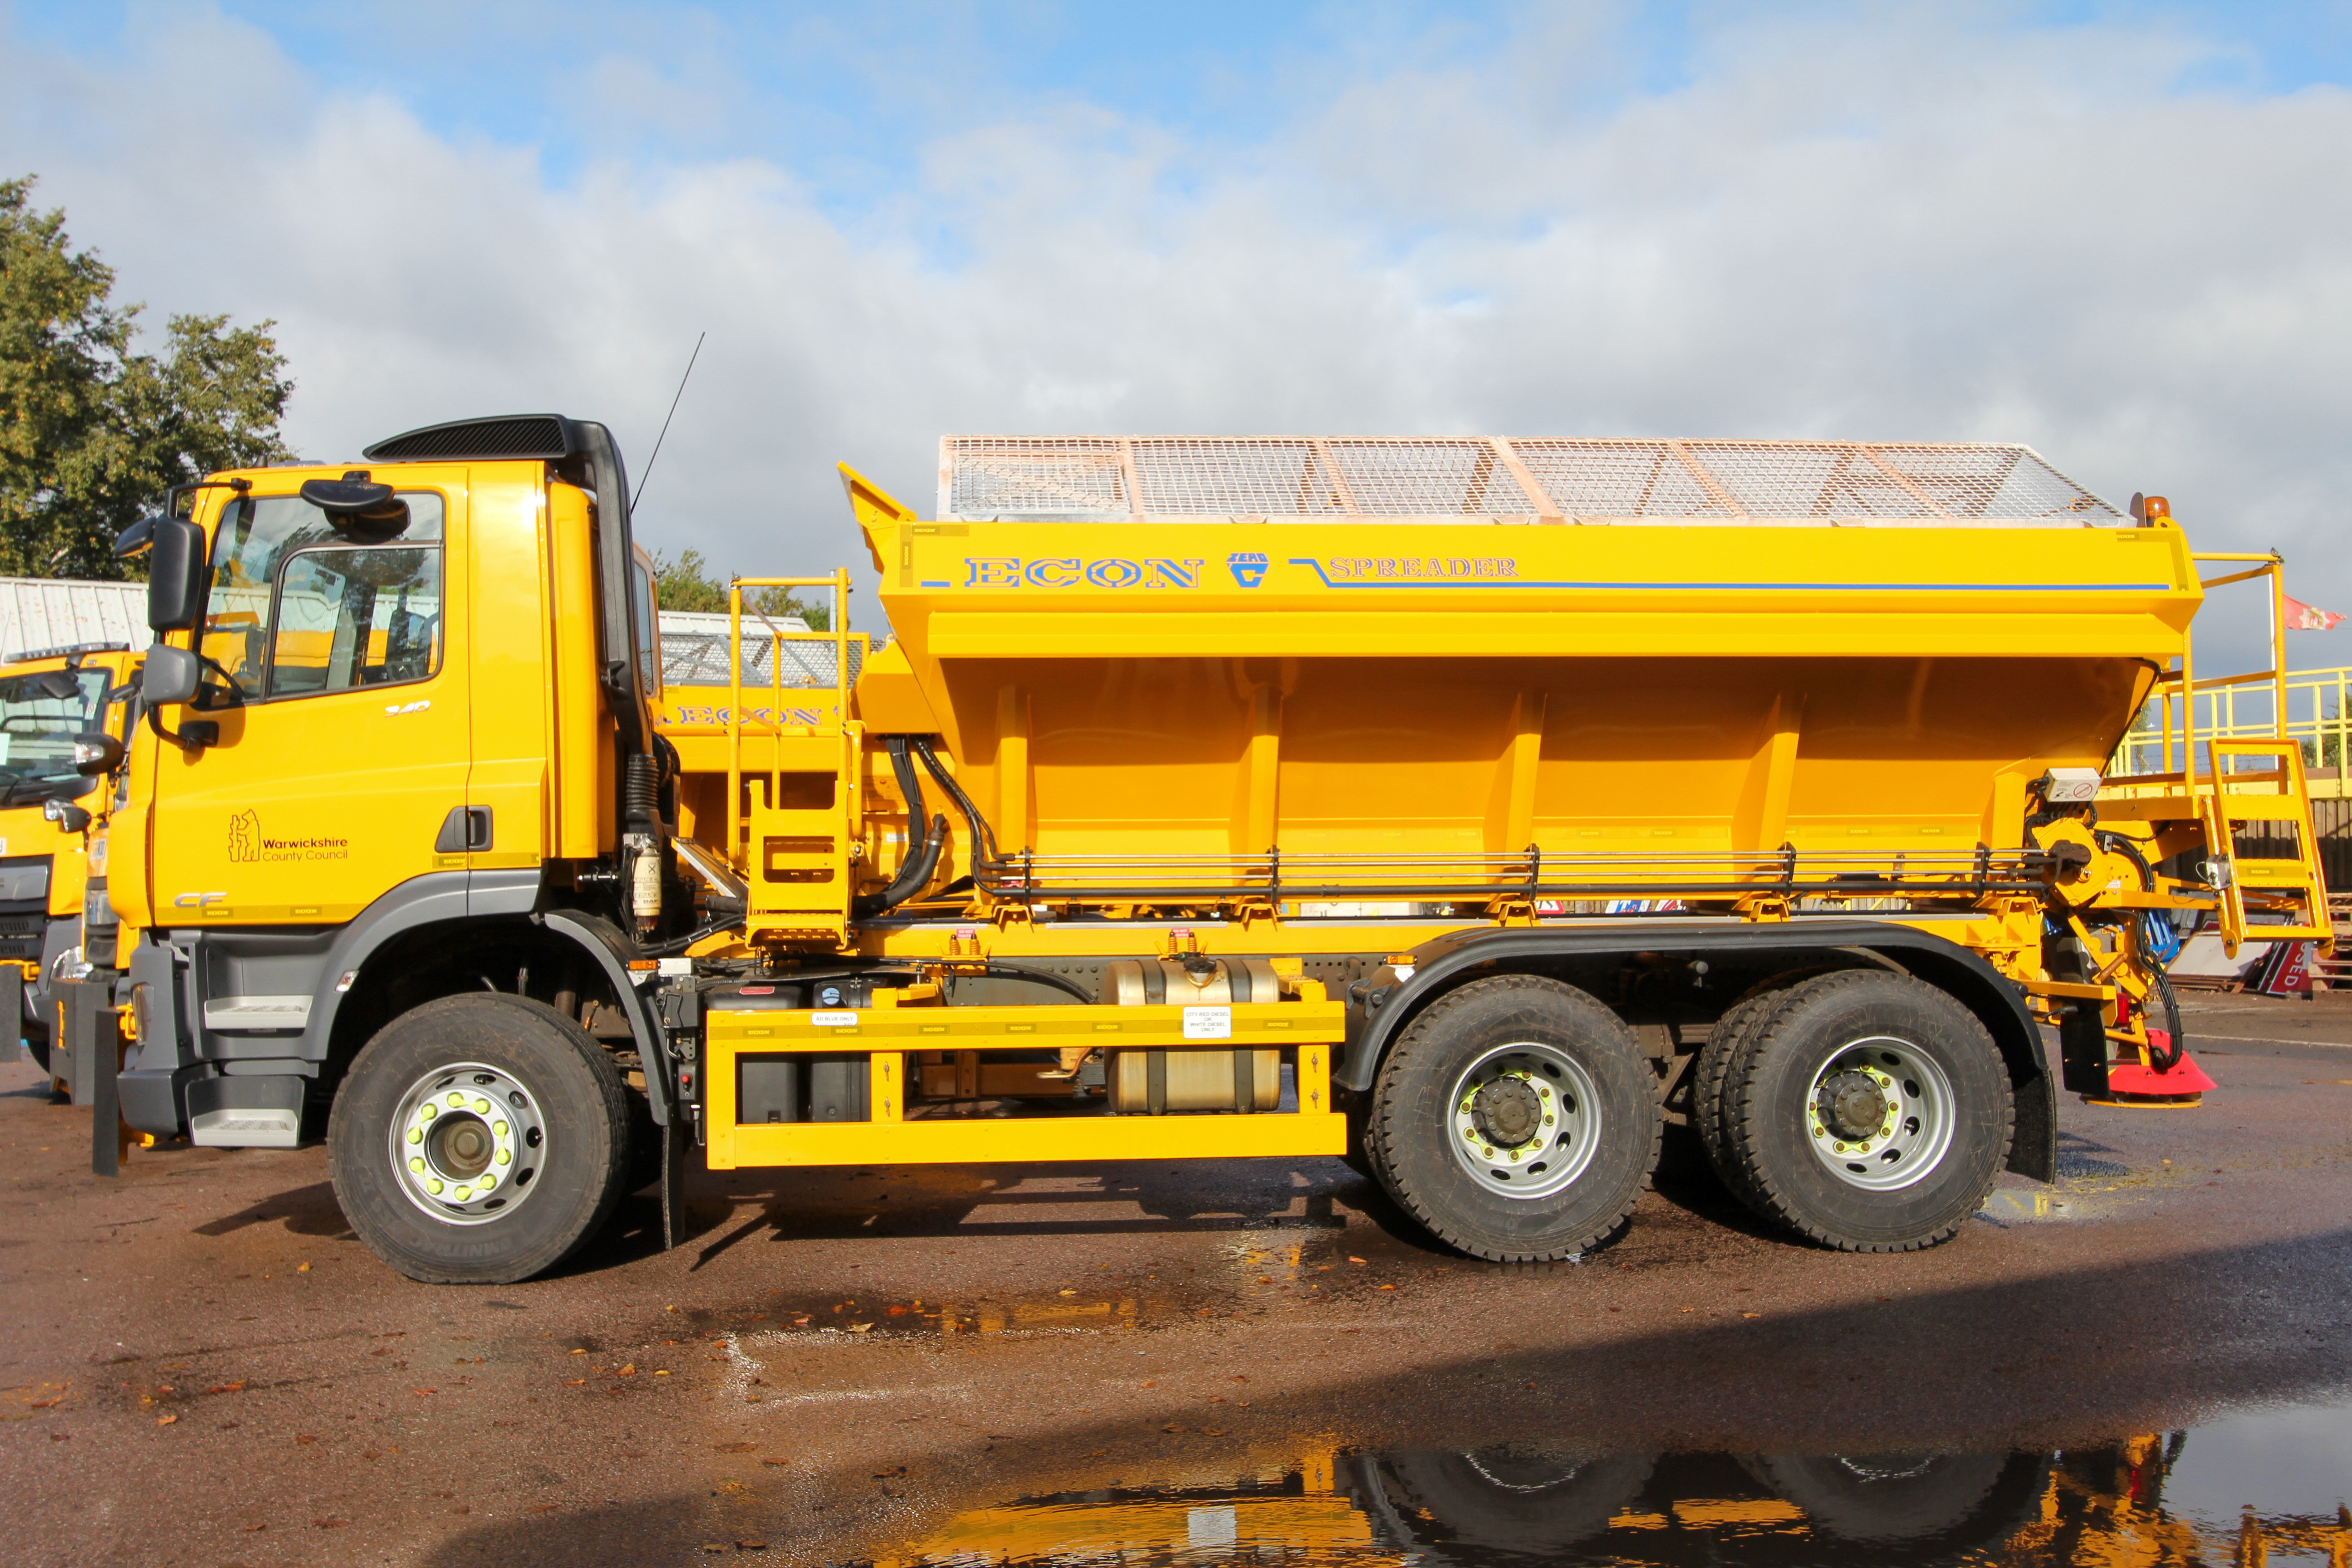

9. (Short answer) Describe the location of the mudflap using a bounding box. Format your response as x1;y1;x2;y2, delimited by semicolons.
2057;1000;2110;1098
660;1118;690;1250
90;1004;121;1177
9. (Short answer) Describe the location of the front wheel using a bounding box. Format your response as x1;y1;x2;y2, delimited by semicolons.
328;994;632;1284
1364;976;1659;1261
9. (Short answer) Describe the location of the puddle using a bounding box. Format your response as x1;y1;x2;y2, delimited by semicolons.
862;1399;2352;1565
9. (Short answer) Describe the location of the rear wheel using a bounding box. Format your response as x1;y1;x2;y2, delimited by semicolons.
328;993;631;1284
1365;976;1658;1261
1718;971;2011;1252
1691;980;1809;1206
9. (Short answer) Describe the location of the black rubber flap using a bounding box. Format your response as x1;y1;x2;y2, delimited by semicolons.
362;413;579;463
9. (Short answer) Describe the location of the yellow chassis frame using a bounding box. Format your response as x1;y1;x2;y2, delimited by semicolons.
702;1000;1349;1169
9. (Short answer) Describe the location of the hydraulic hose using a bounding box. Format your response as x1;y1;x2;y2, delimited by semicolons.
911;735;1001;869
853;737;947;918
2148;969;2186;1073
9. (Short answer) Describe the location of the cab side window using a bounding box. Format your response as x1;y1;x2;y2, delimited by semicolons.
199;493;446;701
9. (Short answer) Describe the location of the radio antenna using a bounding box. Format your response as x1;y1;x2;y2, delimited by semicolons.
632;330;705;510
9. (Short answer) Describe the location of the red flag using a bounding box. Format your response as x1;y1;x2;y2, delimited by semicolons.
2285;594;2344;631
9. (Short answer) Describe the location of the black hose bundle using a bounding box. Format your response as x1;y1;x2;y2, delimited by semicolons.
853;736;947;918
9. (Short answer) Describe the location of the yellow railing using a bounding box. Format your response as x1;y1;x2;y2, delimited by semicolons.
2105;550;2346;784
724;572;860;862
2112;662;2352;782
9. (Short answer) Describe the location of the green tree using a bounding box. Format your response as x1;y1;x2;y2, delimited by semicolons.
647;544;833;629
0;176;294;578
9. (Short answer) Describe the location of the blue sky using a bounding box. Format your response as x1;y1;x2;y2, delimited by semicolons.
24;3;2352;215
7;1;2352;673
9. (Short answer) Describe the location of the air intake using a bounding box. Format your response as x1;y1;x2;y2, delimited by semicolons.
362;414;580;463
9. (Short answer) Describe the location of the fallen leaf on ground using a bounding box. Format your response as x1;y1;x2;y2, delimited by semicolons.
848;1323;872;1333
761;1458;789;1467
314;1519;348;1529
617;1365;637;1376
1378;1284;1396;1291
297;1262;311;1273
209;1382;246;1394
654;1369;672;1376
736;1540;768;1550
1741;1311;1762;1319
1347;1256;1367;1264
155;1414;177;1426
566;1379;585;1386
569;1348;587;1355
412;1388;437;1396
715;1442;756;1452
1058;1289;1077;1297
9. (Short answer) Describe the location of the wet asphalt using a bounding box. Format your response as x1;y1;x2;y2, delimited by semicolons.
4;992;2349;1566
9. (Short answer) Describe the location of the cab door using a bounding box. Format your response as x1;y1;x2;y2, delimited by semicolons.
148;481;472;927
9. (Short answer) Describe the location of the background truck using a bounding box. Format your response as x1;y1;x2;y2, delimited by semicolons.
103;421;2324;1283
0;628;144;1086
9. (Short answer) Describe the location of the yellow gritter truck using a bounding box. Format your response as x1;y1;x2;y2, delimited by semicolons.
0;639;142;1088
99;421;2327;1282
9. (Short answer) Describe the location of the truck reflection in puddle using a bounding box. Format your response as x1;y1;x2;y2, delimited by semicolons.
868;1433;2351;1566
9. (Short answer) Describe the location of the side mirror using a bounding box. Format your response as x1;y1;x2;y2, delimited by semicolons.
140;645;203;706
115;515;157;559
72;732;125;776
42;799;90;833
147;518;208;632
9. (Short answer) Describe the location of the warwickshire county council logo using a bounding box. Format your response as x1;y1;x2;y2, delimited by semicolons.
1226;553;1269;588
227;808;349;864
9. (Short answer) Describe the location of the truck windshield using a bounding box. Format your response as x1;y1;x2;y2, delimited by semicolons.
0;666;108;785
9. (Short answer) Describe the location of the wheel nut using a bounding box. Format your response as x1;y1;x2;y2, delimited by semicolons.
421;1104;438;1120
453;1187;471;1201
446;1093;464;1108
473;1098;491;1114
409;1157;425;1173
495;1150;511;1166
407;1127;422;1144
426;1179;444;1195
493;1121;509;1137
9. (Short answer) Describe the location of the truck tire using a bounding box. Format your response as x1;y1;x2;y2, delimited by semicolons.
328;994;632;1284
1364;975;1659;1261
1378;1449;1656;1551
1690;981;1811;1206
1740;1451;2018;1545
1717;971;2011;1252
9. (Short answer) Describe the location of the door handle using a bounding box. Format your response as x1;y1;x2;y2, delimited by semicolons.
433;807;494;854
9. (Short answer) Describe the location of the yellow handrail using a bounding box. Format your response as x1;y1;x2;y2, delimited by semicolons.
725;571;858;866
2116;551;2293;779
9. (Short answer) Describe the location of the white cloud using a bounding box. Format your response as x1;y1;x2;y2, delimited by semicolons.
8;3;2351;669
